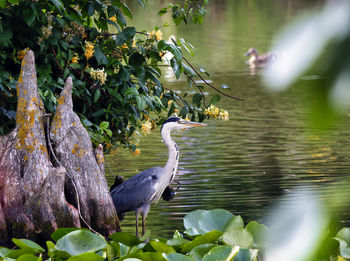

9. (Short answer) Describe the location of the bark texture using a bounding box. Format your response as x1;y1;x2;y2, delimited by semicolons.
0;50;120;246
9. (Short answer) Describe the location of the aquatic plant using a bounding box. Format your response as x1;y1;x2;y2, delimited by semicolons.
0;208;348;261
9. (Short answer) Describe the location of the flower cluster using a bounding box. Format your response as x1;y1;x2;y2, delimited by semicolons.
89;68;107;85
63;21;86;42
84;41;95;60
141;120;152;134
132;148;140;156
71;54;79;64
205;105;229;121
38;13;53;44
149;29;163;41
17;48;29;60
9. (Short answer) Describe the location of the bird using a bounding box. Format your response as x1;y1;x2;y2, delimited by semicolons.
110;116;207;237
244;48;276;68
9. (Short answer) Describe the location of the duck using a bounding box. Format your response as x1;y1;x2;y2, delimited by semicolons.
244;48;276;68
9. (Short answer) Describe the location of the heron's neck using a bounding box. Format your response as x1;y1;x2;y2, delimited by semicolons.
162;129;179;183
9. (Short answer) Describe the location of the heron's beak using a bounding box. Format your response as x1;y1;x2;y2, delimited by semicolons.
244;51;251;56
178;119;207;128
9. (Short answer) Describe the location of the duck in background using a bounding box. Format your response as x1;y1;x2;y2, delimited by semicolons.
244;48;277;68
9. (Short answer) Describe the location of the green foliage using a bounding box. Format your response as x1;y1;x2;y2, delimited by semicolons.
0;0;225;152
0;209;350;260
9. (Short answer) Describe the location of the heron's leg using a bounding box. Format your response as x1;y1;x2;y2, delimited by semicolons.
135;208;142;238
141;204;150;236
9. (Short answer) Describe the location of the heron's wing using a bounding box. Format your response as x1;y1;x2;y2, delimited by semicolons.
111;167;162;213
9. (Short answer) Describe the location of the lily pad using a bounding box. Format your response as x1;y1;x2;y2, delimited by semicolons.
222;228;254;248
12;238;45;252
183;210;206;236
233;248;258;261
54;230;106;256
181;230;223;253
163;253;196;261
67;252;104;261
110;232;141;247
334;227;350;258
198;209;234;233
202;245;239;261
189;244;216;261
245;221;269;249
150;240;176;254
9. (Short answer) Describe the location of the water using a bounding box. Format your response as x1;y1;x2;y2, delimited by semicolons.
106;0;350;237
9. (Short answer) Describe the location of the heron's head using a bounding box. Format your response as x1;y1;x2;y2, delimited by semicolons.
161;116;207;133
244;48;258;57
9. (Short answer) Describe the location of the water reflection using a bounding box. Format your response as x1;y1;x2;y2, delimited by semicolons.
107;0;350;238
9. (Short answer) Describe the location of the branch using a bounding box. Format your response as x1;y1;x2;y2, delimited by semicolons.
183;57;244;101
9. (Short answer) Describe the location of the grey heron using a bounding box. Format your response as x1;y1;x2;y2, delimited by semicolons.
111;116;207;237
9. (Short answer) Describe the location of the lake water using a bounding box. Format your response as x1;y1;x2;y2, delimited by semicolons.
106;0;350;237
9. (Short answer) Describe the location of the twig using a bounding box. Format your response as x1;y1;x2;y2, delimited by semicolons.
44;114;100;235
183;57;244;101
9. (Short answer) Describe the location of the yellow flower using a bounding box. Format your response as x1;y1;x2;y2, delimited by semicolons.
205;105;229;121
89;68;107;85
149;29;163;41
17;48;29;60
110;16;117;22
185;116;190;121
84;41;95;60
132;148;140;156
168;100;173;105
141;120;152;134
132;40;137;48
71;55;79;63
121;43;128;49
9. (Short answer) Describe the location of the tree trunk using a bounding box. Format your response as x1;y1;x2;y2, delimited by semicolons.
0;50;120;247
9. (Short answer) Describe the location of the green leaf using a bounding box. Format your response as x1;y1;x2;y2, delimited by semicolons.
198;209;234;233
120;3;133;19
170;58;181;79
54;230;107;256
93;89;101;103
163;253;196;261
0;0;6;9
158;40;169;51
16;254;41;261
50;0;65;13
67;252;104;261
210;94;221;105
129;53;145;67
51;228;84;242
99;121;109;130
124;87;139;97
181;231;223;253
233;248;258;261
223;216;244;232
94;46;108;65
0;247;12;257
245;221;268;249
183;210;206;236
167;44;182;61
189;244;216;261
12;238;45;252
23;8;36;25
149;240;176;254
6;248;37;259
192;93;202;105
202;246;239;261
222;228;254;249
158;7;168;16
334;227;350;258
109;232;141;247
182;63;195;76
